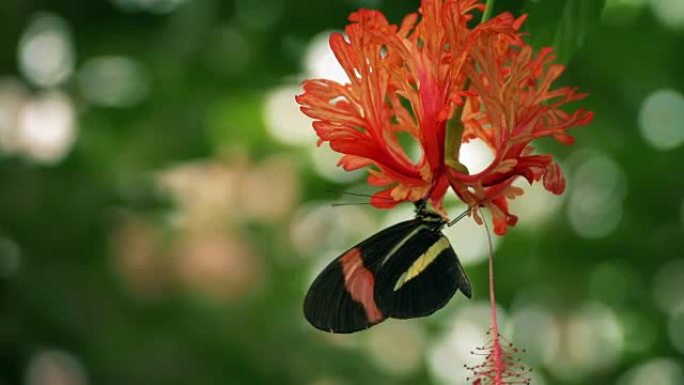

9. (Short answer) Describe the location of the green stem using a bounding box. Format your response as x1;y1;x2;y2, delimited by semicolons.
445;0;496;173
445;0;496;174
481;0;496;23
444;108;469;174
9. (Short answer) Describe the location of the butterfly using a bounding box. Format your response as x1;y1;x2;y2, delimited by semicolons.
303;199;472;333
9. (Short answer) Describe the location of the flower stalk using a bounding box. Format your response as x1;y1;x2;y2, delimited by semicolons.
465;215;530;385
485;216;504;384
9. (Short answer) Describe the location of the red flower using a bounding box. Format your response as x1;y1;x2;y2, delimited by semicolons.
296;0;593;234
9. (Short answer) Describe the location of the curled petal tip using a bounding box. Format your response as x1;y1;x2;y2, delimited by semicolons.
297;0;593;230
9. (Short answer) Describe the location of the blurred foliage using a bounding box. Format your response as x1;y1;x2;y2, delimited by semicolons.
522;0;606;64
1;1;684;385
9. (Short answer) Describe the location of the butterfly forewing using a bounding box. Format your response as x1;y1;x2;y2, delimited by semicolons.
303;219;422;333
374;229;472;319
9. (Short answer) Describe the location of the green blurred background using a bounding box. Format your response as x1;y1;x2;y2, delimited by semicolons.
1;0;683;384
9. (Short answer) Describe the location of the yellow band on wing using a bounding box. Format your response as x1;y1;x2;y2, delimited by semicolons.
394;237;450;291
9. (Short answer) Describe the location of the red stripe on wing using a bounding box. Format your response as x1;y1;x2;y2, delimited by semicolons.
340;248;384;323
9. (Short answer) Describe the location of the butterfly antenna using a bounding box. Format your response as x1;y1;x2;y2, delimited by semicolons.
447;208;472;226
324;189;396;201
447;198;489;227
330;202;374;207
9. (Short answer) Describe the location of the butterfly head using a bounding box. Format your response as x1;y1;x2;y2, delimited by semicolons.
413;200;446;228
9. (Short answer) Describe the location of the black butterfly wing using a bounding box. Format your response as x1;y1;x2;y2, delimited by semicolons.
374;228;471;319
303;219;423;333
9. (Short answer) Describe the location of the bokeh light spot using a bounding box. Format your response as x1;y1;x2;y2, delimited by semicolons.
264;85;318;146
511;304;560;366
617;358;684;385
238;155;299;222
16;92;77;165
571;150;627;203
18;14;75;88
78;56;150;107
458;138;494;175
428;303;510;385
174;232;263;299
379;201;416;228
204;27;250;77
159;159;242;229
619;310;657;353
25;350;88;385
648;0;684;29
428;321;484;385
441;212;501;266
110;0;186;14
159;156;298;227
366;321;425;375
566;304;622;371
309;145;366;183
291;202;377;258
567;151;626;239
511;285;564;313
667;305;684;354
0;237;21;279
681;197;684;229
111;216;168;297
310;378;347;385
602;0;647;25
527;371;547;385
0;79;29;154
652;259;684;315
638;89;684;150
548;303;623;381
235;0;284;30
508;178;565;229
304;31;349;84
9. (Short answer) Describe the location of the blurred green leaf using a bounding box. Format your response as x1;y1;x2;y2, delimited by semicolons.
523;0;606;64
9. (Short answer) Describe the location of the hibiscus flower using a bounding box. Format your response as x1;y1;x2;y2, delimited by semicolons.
296;0;592;234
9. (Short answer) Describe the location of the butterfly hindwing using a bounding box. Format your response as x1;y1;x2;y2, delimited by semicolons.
303;219;422;333
374;228;472;319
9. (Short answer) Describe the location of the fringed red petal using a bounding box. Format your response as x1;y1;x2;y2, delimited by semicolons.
297;0;592;231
